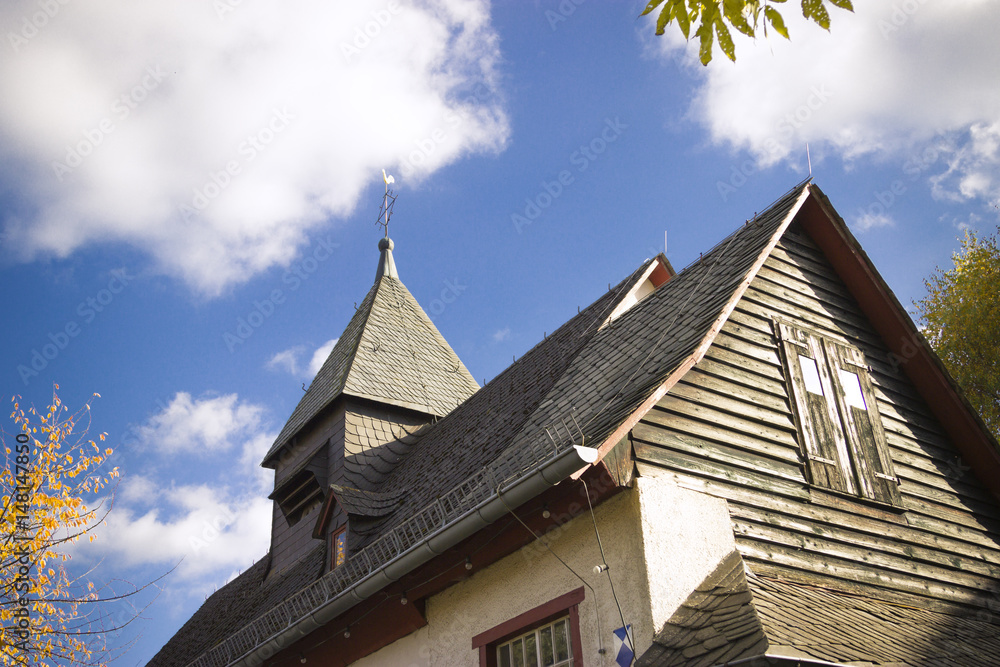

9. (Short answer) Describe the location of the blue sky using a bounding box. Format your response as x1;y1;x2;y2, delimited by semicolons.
1;1;998;663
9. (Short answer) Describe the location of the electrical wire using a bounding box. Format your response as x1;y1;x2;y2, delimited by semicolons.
495;490;607;665
581;478;634;665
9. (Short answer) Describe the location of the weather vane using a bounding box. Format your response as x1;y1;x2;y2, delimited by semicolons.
376;169;397;238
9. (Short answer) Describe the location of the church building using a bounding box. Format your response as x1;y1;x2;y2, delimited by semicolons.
150;181;1000;667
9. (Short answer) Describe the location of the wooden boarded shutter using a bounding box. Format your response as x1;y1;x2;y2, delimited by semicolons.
777;323;851;494
824;341;902;505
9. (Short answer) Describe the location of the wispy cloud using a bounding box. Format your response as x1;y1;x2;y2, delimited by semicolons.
853;212;894;233
267;339;337;377
492;326;511;342
267;345;306;376
307;338;337;376
0;0;509;296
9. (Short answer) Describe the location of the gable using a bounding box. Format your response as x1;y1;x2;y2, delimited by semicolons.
632;218;1000;614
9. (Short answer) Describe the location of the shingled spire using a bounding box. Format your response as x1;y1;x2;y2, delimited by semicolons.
262;188;479;468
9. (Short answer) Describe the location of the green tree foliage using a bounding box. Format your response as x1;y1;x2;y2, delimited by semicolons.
915;228;1000;442
641;0;854;64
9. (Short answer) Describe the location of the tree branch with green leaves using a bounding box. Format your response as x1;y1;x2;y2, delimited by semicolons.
915;227;1000;443
641;0;854;64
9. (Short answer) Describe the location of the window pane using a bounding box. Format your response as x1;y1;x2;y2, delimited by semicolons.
333;529;347;568
798;354;824;395
512;638;524;667
554;620;569;662
499;645;511;667
540;626;554;667
839;369;868;410
525;634;538;667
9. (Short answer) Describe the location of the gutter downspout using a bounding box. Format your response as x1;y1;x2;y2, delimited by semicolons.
229;444;599;667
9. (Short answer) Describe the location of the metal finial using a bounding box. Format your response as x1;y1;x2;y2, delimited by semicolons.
376;169;397;239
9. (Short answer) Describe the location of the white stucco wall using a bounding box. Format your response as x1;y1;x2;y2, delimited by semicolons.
351;473;736;666
351;625;429;667
633;473;737;632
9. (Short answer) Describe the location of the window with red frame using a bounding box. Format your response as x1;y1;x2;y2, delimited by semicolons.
472;588;584;667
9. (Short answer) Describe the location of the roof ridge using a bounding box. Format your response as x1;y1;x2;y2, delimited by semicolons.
337;279;380;409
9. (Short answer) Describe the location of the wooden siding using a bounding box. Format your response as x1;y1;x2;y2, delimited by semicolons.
634;223;1000;613
269;404;346;577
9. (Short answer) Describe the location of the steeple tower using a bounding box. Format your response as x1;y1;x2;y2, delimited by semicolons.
262;172;479;575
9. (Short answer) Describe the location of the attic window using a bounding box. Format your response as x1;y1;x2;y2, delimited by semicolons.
776;321;902;506
270;468;324;526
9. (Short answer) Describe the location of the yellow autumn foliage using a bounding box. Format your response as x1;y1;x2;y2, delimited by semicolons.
1;388;119;666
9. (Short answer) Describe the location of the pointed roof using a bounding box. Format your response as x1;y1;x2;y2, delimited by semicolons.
263;238;480;466
158;181;1000;667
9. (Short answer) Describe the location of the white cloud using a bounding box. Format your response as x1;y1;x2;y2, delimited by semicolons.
75;395;276;583
267;345;305;375
657;1;1000;211
267;338;337;376
91;484;273;580
307;338;338;376
0;0;509;295
853;211;894;233
134;391;264;454
492;326;510;342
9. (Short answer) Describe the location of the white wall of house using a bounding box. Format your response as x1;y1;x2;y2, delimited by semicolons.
351;474;736;666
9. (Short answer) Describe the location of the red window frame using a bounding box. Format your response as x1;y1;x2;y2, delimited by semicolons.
471;587;585;667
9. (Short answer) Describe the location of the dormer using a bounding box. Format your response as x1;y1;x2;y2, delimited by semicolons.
603;253;673;326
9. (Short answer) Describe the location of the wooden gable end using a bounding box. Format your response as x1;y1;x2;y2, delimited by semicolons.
632;221;1000;614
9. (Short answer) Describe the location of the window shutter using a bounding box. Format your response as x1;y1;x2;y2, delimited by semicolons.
824;341;902;505
777;323;851;494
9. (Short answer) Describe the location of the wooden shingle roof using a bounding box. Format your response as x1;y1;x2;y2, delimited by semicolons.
154;181;1000;667
639;550;1000;667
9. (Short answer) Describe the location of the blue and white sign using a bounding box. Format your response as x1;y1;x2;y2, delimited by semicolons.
612;625;634;667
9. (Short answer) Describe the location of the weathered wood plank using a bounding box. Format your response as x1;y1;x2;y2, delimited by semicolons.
636;461;1000;557
732;512;1000;588
633;443;810;500
631;422;804;481
692;356;790;399
872;394;948;439
729;503;1000;580
899;474;1000;522
681;367;789;411
738;291;870;345
669;380;796;431
751;274;872;333
702;344;785;382
762;255;851;303
756;264;861;315
880;411;954;452
768;243;841;285
900;489;1000;535
653;395;800;448
892;458;998;508
711;331;785;369
720;317;779;351
736;536;999;610
640;407;802;465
